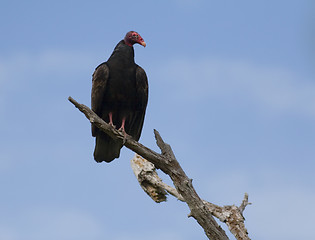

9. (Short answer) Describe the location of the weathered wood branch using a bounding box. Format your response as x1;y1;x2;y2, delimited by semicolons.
131;155;251;240
68;96;250;240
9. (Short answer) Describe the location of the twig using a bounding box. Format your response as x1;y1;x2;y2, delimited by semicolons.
239;193;251;213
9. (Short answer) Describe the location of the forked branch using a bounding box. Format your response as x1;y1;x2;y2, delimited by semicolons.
68;96;251;240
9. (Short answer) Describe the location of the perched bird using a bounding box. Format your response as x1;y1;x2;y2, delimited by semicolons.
91;31;148;163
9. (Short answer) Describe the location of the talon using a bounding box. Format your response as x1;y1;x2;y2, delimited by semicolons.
118;117;127;144
108;112;115;127
118;127;127;144
118;117;126;132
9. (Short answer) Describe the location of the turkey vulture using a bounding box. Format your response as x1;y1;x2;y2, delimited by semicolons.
91;31;148;163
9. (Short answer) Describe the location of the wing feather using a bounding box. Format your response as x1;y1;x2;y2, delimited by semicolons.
91;63;109;136
129;66;148;140
135;66;149;109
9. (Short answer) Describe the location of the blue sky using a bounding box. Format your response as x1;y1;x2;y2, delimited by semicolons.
1;1;314;239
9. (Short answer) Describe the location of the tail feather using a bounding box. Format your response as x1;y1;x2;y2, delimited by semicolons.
93;132;123;163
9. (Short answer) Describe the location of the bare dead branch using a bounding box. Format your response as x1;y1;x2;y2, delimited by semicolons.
131;155;251;240
68;96;251;240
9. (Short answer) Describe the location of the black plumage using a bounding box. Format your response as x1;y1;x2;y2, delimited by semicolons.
91;31;148;163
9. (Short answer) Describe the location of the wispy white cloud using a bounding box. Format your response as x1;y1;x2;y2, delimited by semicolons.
201;169;315;240
155;58;315;118
0;153;14;173
251;186;315;240
0;50;97;120
1;207;104;240
0;205;195;240
4;52;313;119
0;225;18;240
0;50;96;83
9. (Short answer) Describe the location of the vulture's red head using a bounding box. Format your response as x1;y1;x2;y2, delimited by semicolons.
124;31;146;47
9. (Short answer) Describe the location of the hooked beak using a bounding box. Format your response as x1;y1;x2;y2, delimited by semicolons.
140;41;146;47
